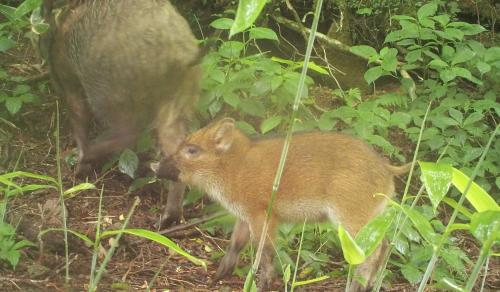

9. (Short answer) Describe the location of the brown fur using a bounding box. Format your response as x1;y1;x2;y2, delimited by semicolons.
173;118;409;290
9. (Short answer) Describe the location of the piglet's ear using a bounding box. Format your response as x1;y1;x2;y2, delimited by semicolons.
212;118;235;154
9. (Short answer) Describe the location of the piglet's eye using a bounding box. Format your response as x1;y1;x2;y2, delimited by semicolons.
183;144;201;157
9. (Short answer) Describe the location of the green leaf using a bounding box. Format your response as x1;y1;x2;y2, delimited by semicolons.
243;268;258;292
417;3;437;21
432;15;450;26
401;264;423;284
350;45;378;59
118;149;138;179
101;229;206;268
5;97;22;114
64;183;96;198
463;112;484;127
443;28;464;40
428;59;449;69
306;61;329;75
485;47;500;62
14;0;41;18
418;162;453;212
381;48;398;72
338;225;365;265
452;168;499;212
405;49;421;63
476;61;491;75
0;37;16;52
355;208;396;257
451;47;475;65
389;112;412;128
249;27;278;41
230;0;267;37
236;121;257;135
439;69;456;83
238;99;265;117
364;66;383;84
222;92;240;108
469;211;500;243
210;18;234;29
260;116;282;134
218;41;245;59
449;108;463;124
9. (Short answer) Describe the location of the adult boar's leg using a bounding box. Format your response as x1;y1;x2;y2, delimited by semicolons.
154;66;201;228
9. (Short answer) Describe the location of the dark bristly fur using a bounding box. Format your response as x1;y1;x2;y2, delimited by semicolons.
41;0;201;227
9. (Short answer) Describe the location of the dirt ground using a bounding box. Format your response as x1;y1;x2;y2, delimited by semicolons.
1;44;499;292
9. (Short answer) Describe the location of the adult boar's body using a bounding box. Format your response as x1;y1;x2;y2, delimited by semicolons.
41;0;201;226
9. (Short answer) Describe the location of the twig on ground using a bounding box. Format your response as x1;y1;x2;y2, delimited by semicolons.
158;212;226;235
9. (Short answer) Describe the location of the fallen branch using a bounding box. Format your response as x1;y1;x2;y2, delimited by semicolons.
272;14;417;99
158;212;226;236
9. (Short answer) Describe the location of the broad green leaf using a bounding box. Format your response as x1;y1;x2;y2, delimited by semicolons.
381;48;398;72
401;264;423;284
350;45;378;59
223;92;240;108
306;61;329;75
64;183;96;198
238;99;265;117
364;66;383;84
236;121;257;135
451;47;475;65
5;97;22;115
417;3;437;21
469;211;500;243
428;59;449;69
451;168;499;212
419;162;453;212
218;41;245;59
389;112;412;128
230;0;267;37
14;0;41;18
118;149;138;179
249;27;278;41
355;208;396;257
260;116;282;134
0;37;16;52
338;225;366;265
210;18;234;30
476;61;491;75
101;229;206;268
485;47;500;62
318;112;337;131
432;15;450;26
449;108;463;124
444;28;464;40
439;69;456;83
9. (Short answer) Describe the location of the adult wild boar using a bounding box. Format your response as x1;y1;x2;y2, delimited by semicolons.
40;0;201;227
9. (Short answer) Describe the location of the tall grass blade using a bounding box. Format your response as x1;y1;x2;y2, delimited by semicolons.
249;0;324;284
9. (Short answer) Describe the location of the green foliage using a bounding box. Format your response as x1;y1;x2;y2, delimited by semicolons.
0;0;43;52
350;2;499;191
0;221;34;268
200;17;315;132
